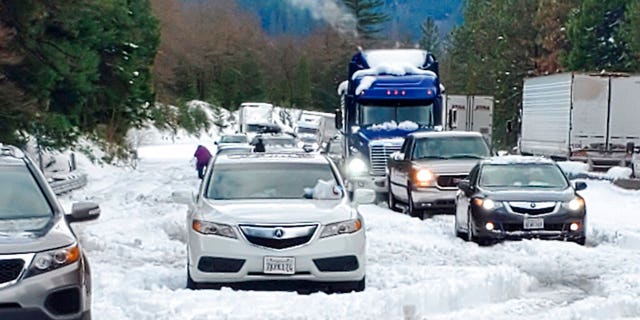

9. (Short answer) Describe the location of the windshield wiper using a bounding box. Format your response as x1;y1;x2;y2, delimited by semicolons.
415;156;448;160
445;154;485;159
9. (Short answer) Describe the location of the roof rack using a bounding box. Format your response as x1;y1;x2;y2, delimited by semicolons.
0;144;25;158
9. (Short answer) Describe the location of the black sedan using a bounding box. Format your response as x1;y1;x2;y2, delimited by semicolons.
454;157;587;245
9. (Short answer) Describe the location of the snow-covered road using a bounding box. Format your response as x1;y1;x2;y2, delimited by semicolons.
59;143;640;320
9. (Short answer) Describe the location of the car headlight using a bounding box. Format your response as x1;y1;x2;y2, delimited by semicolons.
414;168;434;187
320;218;363;238
348;158;367;175
25;243;81;278
297;141;305;148
192;220;237;238
473;198;503;210
565;197;585;212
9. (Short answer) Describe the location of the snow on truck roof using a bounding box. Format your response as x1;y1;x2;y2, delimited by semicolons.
362;49;429;69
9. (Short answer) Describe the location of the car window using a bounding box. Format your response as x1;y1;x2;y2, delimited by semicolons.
413;136;490;159
0;166;52;231
479;164;569;189
206;163;339;200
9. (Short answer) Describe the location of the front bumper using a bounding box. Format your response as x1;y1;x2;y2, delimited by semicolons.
0;260;88;320
188;229;366;284
470;208;586;241
411;187;458;213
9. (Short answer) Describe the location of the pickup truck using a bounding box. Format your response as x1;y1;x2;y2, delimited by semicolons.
387;131;491;219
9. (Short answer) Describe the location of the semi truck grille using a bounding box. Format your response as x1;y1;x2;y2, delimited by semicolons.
369;144;402;176
0;259;24;284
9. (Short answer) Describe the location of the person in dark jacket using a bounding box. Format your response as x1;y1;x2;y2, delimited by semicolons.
193;145;212;179
253;136;266;153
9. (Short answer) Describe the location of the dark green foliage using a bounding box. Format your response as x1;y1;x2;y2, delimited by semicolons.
341;0;389;40
566;0;632;72
0;0;159;150
420;17;442;57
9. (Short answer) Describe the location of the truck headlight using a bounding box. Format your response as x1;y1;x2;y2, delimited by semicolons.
320;218;363;238
192;220;237;238
25;243;81;278
414;168;434;187
348;158;367;174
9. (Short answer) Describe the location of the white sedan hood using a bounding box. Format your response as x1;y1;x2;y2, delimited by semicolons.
197;199;354;225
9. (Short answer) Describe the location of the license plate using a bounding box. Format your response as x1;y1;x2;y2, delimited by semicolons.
263;257;295;275
523;218;544;229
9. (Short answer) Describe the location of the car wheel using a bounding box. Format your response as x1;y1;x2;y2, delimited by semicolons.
455;214;468;239
387;178;400;212
466;211;474;242
573;236;586;246
407;185;421;219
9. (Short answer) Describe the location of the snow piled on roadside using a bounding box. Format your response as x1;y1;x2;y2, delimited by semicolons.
55;140;640;320
558;161;633;180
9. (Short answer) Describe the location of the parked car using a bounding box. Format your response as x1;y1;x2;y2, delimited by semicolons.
214;145;254;157
250;134;302;153
387;131;491;218
215;134;249;148
175;153;372;293
0;144;100;320
455;156;587;245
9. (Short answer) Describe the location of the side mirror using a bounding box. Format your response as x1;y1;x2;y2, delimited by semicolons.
389;151;405;161
214;141;218;145
353;189;376;205
334;109;343;130
66;202;100;223
574;181;587;191
458;180;473;196
172;190;194;204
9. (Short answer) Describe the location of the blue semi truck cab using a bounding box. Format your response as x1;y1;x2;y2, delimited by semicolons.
335;49;444;194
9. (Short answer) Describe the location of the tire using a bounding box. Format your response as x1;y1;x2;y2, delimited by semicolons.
455;214;468;239
407;186;420;218
466;211;474;242
340;277;365;293
573;236;586;246
81;311;91;320
387;178;400;212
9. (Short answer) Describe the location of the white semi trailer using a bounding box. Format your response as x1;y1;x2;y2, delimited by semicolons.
443;94;493;144
520;73;640;171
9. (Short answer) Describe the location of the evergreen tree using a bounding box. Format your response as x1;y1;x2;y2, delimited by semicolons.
419;17;442;58
533;0;581;74
620;0;640;71
292;56;312;108
341;0;389;40
566;0;631;72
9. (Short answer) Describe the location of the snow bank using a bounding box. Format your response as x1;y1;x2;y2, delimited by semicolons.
557;161;632;180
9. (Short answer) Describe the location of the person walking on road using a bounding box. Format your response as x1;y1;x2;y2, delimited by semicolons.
193;145;212;179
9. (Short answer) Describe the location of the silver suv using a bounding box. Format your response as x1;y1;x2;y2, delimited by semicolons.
0;145;100;320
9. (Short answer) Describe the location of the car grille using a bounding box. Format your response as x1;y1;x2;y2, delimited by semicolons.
240;225;317;250
508;202;557;215
0;259;24;284
436;175;467;189
369;143;402;176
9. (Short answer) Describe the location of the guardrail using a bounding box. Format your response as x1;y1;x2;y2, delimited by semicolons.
49;174;88;195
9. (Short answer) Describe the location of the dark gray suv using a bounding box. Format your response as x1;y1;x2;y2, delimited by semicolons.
0;145;100;320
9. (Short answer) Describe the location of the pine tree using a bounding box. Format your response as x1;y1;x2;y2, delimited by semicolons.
419;17;442;58
620;0;640;71
341;0;389;40
533;0;581;74
566;0;631;72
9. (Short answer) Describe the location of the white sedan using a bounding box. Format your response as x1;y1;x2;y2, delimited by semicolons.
176;153;372;293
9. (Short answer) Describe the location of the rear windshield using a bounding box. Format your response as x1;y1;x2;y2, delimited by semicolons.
206;163;338;200
479;164;569;189
0;166;52;222
220;135;247;143
413;136;490;160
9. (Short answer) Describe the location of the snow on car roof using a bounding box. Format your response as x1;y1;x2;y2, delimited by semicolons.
215;153;328;164
483;155;556;165
410;131;484;139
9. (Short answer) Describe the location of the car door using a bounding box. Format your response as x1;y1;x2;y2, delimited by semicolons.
457;164;479;230
389;137;412;201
